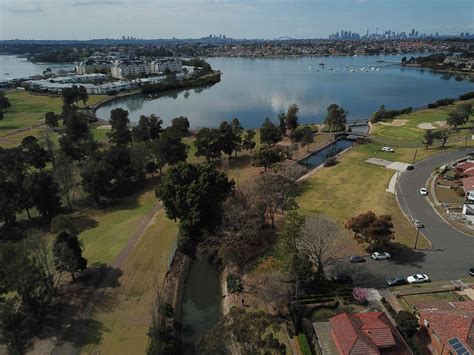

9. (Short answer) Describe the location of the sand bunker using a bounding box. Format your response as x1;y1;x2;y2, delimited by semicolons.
381;119;408;127
96;125;112;130
435;121;448;128
418;122;437;130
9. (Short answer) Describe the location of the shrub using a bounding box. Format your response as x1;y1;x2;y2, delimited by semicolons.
323;156;337;167
459;91;474;101
395;311;419;338
226;273;243;293
352;287;369;304
298;333;313;355
428;98;455;109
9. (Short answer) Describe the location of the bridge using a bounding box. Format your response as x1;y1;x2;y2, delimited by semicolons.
347;119;370;127
275;36;294;41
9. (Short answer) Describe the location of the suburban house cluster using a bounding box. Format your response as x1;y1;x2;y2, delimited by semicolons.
21;53;188;95
443;56;474;71
455;159;474;216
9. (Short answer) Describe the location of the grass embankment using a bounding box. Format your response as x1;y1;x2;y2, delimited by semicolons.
82;210;178;354
0;90;108;147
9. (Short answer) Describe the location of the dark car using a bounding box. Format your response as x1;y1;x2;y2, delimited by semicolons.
332;274;353;284
469;268;474;276
406;165;414;171
348;255;365;263
386;276;408;287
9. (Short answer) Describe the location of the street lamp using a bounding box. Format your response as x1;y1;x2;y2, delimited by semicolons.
414;227;420;249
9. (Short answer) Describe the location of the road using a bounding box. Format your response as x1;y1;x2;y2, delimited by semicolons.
348;148;474;287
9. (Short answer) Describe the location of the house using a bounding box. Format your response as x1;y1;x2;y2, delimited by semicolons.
462;177;474;194
313;312;410;354
456;162;474;175
413;300;474;355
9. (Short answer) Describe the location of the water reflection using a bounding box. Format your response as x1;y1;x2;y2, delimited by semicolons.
96;54;474;128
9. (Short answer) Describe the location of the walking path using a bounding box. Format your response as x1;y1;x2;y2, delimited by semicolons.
50;202;162;355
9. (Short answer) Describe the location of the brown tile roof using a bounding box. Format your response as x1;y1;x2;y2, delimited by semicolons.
414;301;474;352
456;162;474;172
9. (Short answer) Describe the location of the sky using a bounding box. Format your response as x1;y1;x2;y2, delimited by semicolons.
0;0;473;40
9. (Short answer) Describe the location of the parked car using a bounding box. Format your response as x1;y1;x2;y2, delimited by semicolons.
406;165;414;171
469;268;474;276
419;187;428;196
348;255;365;263
386;276;408;287
412;218;424;229
406;273;430;284
381;146;394;152
332;274;353;284
371;252;391;260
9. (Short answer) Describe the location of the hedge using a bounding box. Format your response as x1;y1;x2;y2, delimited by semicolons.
298;333;313;355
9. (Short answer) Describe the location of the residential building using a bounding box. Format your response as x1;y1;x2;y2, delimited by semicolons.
111;59;152;79
149;59;182;74
313;312;410;354
413;300;474;355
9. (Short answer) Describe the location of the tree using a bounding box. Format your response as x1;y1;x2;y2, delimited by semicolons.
433;129;450;148
242;129;256;152
345;211;394;251
60;109;95;160
53;231;87;282
253;169;301;228
252;145;286;171
301;128;314;152
211;189;265;267
0;297;30;355
31;171;61;220
259;118;282;145
0;147;25;225
132;114;163;142
198;308;286;355
53;151;76;208
447;109;469;128
51;214;78;235
152;128;188;170
147;289;176;355
324;104;347;132
170;116;190;137
44;111;60;130
423;129;435;149
0;92;11;114
231;118;244;156
219;121;240;158
61;85;88;108
194;127;222;162
108;108;131;146
296;215;344;278
278;112;287;135
286;104;299;131
251;271;290;316
20;136;51;170
156;162;234;253
395;311;419;339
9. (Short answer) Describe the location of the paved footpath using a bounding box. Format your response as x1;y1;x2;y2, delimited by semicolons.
50;202;162;355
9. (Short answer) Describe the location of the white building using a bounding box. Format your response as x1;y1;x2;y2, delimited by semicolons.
111;60;151;79
149;59;182;74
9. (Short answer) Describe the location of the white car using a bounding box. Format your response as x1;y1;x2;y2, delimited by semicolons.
412;219;424;229
406;273;430;284
381;146;394;152
420;187;428;196
371;252;391;260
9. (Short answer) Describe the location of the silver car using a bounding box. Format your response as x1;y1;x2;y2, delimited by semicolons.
412;219;424;229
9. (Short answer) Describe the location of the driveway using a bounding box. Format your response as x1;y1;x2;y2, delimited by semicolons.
348;149;474;287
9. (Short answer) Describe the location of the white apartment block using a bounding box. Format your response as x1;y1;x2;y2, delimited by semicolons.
149;59;183;74
111;60;151;79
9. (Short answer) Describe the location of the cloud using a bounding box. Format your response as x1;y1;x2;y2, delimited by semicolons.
1;0;44;13
71;0;125;6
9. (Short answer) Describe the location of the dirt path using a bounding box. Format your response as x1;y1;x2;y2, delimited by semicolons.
49;202;162;355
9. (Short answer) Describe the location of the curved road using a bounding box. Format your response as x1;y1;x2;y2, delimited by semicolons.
354;148;474;287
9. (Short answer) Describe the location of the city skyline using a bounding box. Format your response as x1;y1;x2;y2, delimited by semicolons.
0;0;473;40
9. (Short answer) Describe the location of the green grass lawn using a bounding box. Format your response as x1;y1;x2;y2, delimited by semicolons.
370;99;474;146
82;209;178;354
77;187;158;265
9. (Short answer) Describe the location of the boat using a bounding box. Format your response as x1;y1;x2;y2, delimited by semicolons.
376;68;380;71
308;66;313;70
4;73;9;75
360;67;366;71
350;69;355;72
319;62;325;66
371;66;375;71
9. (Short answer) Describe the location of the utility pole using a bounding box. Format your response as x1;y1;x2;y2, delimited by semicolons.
414;228;420;249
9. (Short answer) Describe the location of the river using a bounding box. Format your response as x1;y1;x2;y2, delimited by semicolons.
0;55;74;80
96;54;473;128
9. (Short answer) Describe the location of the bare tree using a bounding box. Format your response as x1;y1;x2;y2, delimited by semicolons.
296;215;345;278
249;271;290;316
53;151;76;208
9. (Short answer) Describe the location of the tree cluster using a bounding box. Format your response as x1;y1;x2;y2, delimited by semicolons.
422;129;450;149
447;102;472;128
194;118;246;161
0;91;11;120
324;104;347;132
370;105;413;123
345;211;394;251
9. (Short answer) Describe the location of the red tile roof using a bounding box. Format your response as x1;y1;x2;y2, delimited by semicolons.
329;312;397;355
462;176;474;191
456;162;474;172
414;301;474;352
